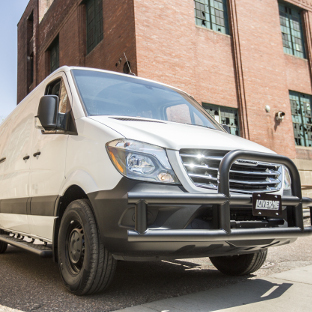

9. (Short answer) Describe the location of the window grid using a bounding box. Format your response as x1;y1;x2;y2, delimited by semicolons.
86;0;103;54
194;0;229;35
202;103;240;136
279;2;305;58
290;91;312;147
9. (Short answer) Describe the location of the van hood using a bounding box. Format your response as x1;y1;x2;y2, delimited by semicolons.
90;116;274;154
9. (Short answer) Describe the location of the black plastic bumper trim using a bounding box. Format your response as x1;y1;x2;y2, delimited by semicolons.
0;195;58;216
128;226;312;242
128;193;308;207
128;192;228;205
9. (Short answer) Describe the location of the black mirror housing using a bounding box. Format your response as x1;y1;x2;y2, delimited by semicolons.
37;95;59;130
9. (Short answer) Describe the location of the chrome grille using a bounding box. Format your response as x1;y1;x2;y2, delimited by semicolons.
180;149;282;193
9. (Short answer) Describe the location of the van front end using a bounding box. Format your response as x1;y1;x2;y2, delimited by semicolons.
89;146;312;261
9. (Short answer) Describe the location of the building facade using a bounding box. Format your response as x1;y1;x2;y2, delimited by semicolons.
17;0;312;194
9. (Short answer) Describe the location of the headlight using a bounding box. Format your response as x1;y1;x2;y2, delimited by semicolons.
106;139;179;184
283;166;292;191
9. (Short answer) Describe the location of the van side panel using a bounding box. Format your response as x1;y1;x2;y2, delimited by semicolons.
28;72;72;239
28;215;57;242
0;96;35;234
0;214;29;235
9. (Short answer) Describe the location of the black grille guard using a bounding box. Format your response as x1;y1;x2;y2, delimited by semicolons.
127;150;312;241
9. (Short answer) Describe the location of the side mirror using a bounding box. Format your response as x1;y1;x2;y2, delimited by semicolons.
222;124;231;134
37;95;59;130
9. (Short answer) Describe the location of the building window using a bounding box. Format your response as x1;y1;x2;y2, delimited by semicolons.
194;0;229;35
28;53;34;86
27;12;34;91
203;103;240;135
86;0;103;54
290;91;312;147
279;2;305;58
27;11;33;42
49;37;59;73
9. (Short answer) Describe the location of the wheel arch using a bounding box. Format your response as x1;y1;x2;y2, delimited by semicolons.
52;185;89;262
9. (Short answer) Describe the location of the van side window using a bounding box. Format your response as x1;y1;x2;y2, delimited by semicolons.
44;78;77;134
45;78;71;114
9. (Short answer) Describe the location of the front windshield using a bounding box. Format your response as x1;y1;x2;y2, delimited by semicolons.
72;69;222;130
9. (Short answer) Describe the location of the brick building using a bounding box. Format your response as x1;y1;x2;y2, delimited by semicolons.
17;0;312;194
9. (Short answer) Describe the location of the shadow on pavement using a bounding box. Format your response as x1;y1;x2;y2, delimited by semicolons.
0;246;292;312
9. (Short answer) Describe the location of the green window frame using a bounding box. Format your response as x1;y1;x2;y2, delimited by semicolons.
202;103;240;136
49;37;59;74
290;91;312;147
86;0;103;54
279;2;305;58
194;0;229;35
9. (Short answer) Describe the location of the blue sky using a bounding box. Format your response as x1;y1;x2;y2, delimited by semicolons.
0;0;30;120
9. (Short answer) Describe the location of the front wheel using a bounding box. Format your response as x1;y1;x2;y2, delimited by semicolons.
210;249;268;276
0;230;8;254
58;199;116;295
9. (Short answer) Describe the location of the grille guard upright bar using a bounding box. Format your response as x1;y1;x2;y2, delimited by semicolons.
128;150;311;236
218;150;303;232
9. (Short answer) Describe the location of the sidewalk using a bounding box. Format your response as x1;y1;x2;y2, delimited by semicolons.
114;265;312;312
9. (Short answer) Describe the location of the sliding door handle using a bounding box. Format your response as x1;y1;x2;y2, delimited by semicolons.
33;152;41;157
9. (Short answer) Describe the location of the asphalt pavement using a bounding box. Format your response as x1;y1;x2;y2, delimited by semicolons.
1;264;311;312
114;265;312;312
0;214;310;311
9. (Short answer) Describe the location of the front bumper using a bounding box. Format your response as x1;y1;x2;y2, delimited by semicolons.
90;150;312;260
128;192;312;241
125;150;312;256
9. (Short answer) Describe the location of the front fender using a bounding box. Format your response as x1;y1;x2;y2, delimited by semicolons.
59;170;99;195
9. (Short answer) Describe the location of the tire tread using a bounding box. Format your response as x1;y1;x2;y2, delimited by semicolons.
58;199;116;295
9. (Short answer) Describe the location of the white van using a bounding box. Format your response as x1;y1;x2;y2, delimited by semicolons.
0;66;311;295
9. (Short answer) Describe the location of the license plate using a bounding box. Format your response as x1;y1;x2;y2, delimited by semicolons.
252;193;282;217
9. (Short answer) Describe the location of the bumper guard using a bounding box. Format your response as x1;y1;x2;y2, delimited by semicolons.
127;150;312;242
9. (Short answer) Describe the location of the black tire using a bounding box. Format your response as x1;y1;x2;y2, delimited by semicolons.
0;230;8;254
210;249;268;276
58;199;116;295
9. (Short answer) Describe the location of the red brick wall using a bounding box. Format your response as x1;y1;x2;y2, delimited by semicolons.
133;0;237;108
37;0;136;82
232;0;295;158
285;55;311;94
18;0;137;102
17;0;312;162
85;0;137;74
36;0;80;83
132;0;312;159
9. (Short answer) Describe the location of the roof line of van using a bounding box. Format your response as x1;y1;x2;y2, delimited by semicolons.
18;66;194;105
64;66;193;99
